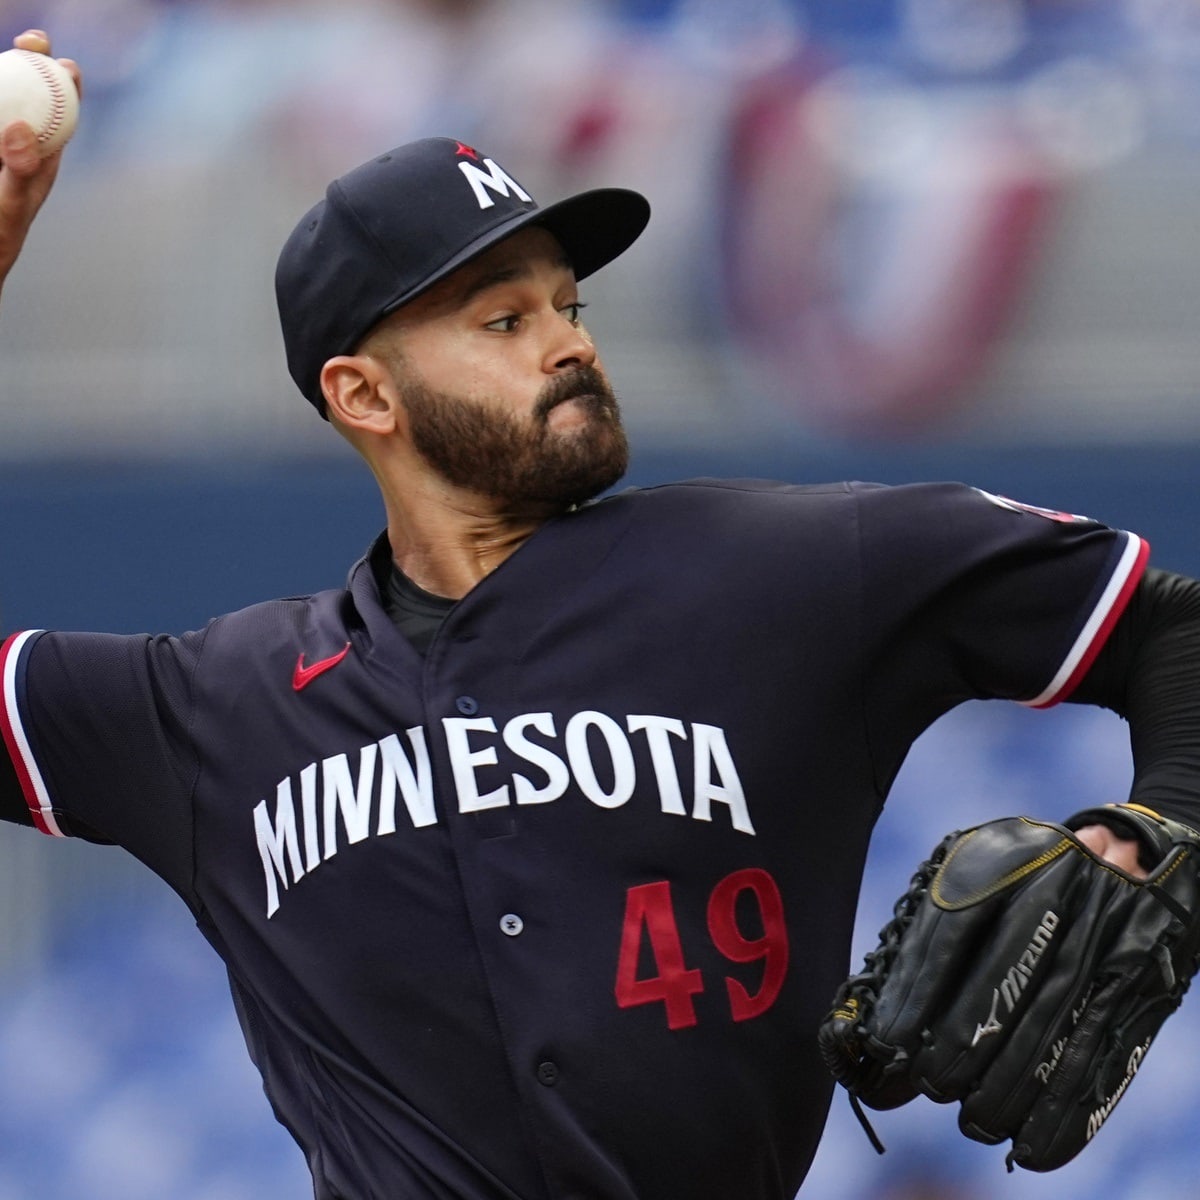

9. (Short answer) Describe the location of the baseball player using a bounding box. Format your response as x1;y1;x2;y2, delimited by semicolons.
3;29;1200;1200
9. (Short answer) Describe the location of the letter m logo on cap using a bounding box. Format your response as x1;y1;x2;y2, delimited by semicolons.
458;158;533;210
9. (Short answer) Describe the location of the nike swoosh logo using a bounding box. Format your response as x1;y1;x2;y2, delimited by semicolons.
292;643;351;691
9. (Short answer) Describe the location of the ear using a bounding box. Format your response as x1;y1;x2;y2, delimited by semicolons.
320;355;399;434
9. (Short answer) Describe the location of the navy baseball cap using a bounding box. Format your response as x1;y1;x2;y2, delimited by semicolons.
275;136;651;416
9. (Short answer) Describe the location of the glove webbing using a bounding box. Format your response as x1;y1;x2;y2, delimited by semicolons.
826;842;952;1156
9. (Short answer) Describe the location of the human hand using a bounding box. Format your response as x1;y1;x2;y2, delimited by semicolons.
1074;820;1148;878
0;30;80;299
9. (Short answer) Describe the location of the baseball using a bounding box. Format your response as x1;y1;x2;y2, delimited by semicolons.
0;48;79;157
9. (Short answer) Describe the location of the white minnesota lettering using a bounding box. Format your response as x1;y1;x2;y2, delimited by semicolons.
253;710;754;917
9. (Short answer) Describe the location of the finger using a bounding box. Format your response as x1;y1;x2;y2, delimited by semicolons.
12;30;51;55
1073;823;1145;878
58;57;82;99
0;122;43;178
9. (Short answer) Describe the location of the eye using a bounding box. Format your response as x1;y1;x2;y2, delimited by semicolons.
484;314;521;333
562;301;588;326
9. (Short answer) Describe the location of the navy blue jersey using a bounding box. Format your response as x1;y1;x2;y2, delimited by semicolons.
0;480;1147;1200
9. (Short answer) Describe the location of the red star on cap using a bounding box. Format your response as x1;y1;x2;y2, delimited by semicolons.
455;141;481;159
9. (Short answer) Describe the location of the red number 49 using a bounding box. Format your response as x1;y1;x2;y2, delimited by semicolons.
614;868;789;1030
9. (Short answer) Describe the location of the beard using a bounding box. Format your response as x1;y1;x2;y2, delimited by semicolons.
400;363;630;509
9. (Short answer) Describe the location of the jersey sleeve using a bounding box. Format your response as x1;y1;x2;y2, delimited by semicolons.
854;482;1148;793
0;627;204;895
0;729;32;828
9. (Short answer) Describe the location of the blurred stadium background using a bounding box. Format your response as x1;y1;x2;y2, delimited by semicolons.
1;0;1199;1196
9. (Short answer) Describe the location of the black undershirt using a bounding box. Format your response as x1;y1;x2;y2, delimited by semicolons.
3;567;1200;833
1069;567;1200;826
382;563;455;655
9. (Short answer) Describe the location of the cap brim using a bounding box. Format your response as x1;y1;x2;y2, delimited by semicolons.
535;188;652;281
377;187;651;324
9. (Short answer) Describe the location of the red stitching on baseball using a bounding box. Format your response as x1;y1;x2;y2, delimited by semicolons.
18;49;68;145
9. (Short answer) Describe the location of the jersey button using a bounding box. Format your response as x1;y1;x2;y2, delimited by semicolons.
500;913;524;937
536;1061;559;1087
455;695;479;716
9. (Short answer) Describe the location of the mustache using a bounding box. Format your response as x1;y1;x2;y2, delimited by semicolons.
534;366;615;421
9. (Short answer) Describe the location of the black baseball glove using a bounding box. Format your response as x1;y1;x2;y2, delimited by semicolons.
819;802;1200;1172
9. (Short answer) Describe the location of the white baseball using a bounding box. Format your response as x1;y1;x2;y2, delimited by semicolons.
0;48;79;157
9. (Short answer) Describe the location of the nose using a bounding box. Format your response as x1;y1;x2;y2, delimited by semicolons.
543;312;597;374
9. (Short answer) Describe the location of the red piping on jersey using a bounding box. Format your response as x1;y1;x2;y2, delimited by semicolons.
1029;535;1150;709
0;631;60;836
